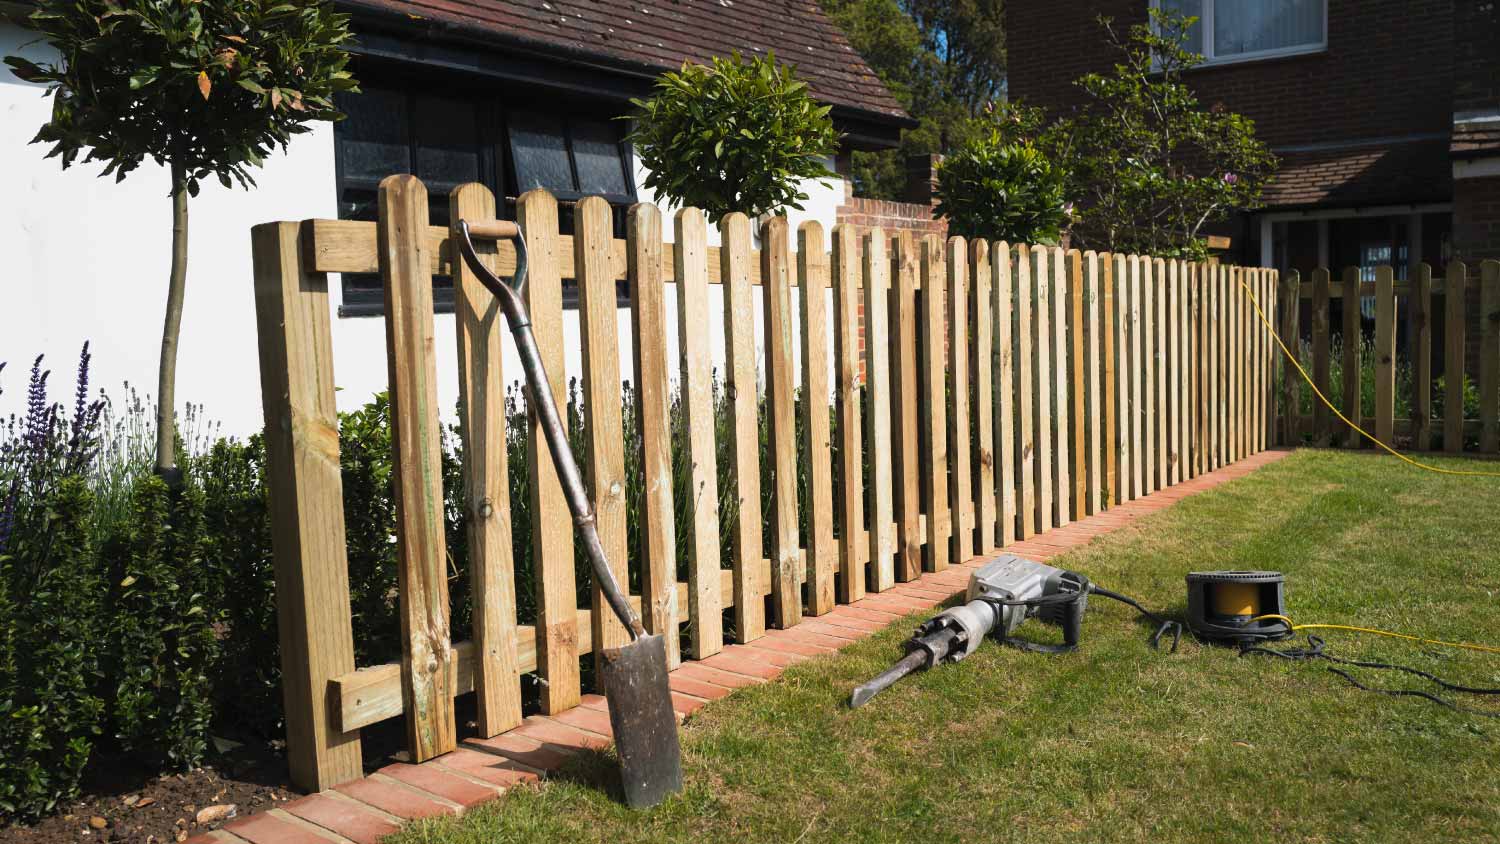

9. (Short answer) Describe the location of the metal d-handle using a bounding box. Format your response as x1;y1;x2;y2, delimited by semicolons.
455;220;647;641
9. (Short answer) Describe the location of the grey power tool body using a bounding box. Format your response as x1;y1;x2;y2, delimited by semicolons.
850;555;1089;707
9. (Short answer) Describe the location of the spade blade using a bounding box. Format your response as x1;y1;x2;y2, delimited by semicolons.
600;634;683;809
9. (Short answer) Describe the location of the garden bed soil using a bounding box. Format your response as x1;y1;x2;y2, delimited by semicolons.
0;711;430;844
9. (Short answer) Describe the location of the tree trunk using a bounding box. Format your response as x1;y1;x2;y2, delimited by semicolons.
155;166;189;486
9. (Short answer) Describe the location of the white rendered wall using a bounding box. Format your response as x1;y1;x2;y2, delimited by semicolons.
2;20;843;437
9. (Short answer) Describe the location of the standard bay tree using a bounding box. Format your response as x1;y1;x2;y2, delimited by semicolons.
6;0;357;481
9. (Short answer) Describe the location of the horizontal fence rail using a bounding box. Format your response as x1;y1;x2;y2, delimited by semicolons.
251;177;1278;790
1275;261;1500;454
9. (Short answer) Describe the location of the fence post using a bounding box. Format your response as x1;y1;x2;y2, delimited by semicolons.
834;221;870;605
1481;260;1499;454
576;196;631;672
1341;266;1362;449
764;216;803;623
892;232;923;581
994;243;1018;543
1445;261;1468;453
864;229;896;590
1412;263;1434;451
799;221;835;615
678;208;725;653
628;204;680;666
450;183;522;737
1374;265;1397;446
720;212;763;643
1280;270;1301;446
519;189;580;713
250;221;363;791
920;235;952;570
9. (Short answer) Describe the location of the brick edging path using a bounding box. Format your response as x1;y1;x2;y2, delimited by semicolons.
189;449;1291;844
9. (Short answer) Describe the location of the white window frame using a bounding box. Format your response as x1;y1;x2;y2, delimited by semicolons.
1152;0;1328;67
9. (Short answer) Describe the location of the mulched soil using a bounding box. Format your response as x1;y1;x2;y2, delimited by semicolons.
0;713;424;844
0;690;505;844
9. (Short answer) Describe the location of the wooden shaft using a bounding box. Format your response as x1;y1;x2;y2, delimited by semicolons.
464;219;522;240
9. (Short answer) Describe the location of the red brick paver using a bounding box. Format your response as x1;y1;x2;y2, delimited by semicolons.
200;449;1287;844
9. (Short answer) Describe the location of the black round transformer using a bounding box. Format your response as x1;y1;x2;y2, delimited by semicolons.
1185;571;1291;645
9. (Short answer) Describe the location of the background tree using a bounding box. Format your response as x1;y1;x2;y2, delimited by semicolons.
5;0;357;482
1041;10;1276;258
626;52;840;222
820;0;1006;198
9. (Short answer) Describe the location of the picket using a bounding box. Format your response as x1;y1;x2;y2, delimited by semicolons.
1069;250;1086;519
449;183;522;737
1112;254;1130;503
1016;244;1037;536
799;222;836;616
1104;255;1120;498
892;232;923;581
576;197;631;671
864;229;896;590
378;176;457;761
1033;246;1055;529
763;217;802;625
1083;252;1104;513
833;223;867;603
994;243;1018;544
1374;265;1396;445
721;213;764;643
628;205;681;664
1050;248;1071;527
834;224;870;605
921;236;952;571
947;238;973;560
972;240;997;551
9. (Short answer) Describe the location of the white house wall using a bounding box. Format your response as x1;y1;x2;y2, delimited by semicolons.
1;20;845;438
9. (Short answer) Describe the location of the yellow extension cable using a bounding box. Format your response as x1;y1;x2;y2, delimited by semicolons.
1249;613;1500;656
1236;273;1500;478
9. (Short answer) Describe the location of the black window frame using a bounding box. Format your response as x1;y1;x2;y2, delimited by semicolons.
333;62;638;317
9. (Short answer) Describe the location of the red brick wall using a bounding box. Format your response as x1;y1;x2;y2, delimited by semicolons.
835;196;947;239
1454;176;1500;262
1007;0;1455;147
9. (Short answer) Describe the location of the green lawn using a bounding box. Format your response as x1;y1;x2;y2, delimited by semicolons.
393;450;1500;843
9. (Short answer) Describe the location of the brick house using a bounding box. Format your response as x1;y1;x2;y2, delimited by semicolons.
1007;0;1500;338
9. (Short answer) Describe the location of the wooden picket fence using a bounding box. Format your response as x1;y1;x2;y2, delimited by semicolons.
1274;261;1500;453
250;174;1278;792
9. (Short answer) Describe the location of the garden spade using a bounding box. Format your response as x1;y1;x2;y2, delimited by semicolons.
455;219;683;809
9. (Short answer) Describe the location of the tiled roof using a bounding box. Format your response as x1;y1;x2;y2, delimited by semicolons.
1260;138;1452;210
338;0;908;122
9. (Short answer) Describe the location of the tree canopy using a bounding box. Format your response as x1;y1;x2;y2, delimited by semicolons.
820;0;1005;198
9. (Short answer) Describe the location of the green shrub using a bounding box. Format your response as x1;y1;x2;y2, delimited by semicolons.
626;52;839;221
100;475;218;769
935;127;1072;244
0;353;106;820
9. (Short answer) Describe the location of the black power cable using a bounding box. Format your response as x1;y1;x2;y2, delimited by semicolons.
1089;584;1184;652
1241;635;1500;718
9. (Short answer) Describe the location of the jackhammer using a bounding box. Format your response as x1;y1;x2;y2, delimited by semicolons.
850;555;1092;708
